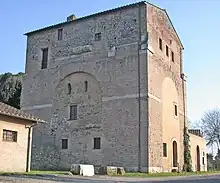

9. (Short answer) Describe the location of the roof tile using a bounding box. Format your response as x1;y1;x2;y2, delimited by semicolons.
0;102;45;123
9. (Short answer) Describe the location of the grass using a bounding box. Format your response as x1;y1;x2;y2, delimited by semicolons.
0;170;68;175
116;171;220;177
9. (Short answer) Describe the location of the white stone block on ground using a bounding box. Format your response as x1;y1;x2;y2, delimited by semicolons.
70;164;94;176
80;164;94;176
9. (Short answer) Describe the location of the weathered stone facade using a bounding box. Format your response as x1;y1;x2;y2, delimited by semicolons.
21;2;189;172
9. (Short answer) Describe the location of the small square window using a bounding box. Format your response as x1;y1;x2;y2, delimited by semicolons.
70;105;77;120
166;45;169;57
171;51;174;62
58;28;63;40
163;143;167;157
61;139;68;149
159;38;162;50
95;33;101;41
3;129;17;142
94;137;101;149
174;104;178;116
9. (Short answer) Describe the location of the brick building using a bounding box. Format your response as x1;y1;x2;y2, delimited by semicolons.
21;1;206;172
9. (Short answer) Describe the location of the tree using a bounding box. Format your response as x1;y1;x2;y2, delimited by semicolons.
0;72;24;109
183;126;193;172
6;81;22;109
199;108;220;151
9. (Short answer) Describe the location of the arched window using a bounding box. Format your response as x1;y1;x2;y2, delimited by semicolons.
196;145;201;171
84;81;88;92
173;141;178;167
68;83;71;94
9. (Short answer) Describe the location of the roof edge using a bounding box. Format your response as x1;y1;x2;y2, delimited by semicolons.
24;1;147;36
163;10;184;49
0;111;45;123
146;2;184;49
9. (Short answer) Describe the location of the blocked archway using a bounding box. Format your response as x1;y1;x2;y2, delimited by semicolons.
162;77;180;170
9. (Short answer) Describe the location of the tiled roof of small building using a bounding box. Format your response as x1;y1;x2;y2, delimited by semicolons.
0;102;45;123
189;129;203;138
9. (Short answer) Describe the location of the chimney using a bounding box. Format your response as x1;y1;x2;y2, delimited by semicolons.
67;14;76;22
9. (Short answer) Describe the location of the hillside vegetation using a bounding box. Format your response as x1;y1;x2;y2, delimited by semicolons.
0;72;24;109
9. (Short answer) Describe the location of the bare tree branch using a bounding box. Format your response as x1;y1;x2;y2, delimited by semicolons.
199;108;220;150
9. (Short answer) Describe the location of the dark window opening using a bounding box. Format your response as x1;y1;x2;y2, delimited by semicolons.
41;48;48;69
159;38;162;50
173;141;178;167
68;83;71;94
202;157;205;165
95;33;101;41
166;45;169;57
94;137;101;149
3;129;17;142
163;143;167;157
174;104;178;116
70;105;77;120
58;28;63;40
171;51;174;62
84;81;88;92
61;139;68;149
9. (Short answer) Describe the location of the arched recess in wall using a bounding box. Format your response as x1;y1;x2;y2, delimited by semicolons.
54;71;102;93
163;71;181;95
51;71;102;121
162;76;180;168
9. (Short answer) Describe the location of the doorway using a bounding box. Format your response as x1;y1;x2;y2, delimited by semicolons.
196;145;201;171
173;141;178;167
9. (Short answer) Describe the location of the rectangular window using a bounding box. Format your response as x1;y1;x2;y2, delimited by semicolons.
174;104;178;116
163;143;167;157
70;105;77;120
159;38;162;50
61;139;68;149
58;28;63;40
94;137;101;149
41;48;48;69
171;51;174;62
166;45;169;57
84;81;88;92
3;129;17;142
95;32;101;41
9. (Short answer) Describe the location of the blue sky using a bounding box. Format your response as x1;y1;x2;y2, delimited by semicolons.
1;0;220;123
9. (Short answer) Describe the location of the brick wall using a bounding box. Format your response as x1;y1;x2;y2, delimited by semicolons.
147;4;185;172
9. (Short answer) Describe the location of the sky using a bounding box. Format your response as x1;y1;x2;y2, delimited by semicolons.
1;0;220;123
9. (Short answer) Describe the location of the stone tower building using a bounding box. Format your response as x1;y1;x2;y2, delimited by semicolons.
21;1;188;172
